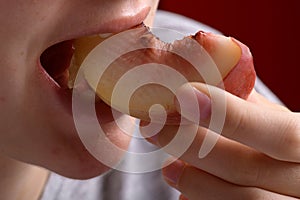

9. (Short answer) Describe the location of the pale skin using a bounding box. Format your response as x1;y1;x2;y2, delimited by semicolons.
0;0;158;199
0;0;299;200
148;83;300;199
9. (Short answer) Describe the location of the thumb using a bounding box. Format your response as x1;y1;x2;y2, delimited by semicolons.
175;82;222;125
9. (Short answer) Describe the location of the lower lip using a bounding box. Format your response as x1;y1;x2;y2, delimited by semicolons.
35;58;73;114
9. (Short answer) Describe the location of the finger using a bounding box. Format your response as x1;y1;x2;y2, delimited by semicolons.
162;160;299;200
175;82;300;162
247;89;290;112
164;160;300;200
142;124;300;197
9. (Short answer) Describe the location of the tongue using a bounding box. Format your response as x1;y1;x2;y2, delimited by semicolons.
40;40;75;88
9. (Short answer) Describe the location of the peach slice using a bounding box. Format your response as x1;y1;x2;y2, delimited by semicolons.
70;24;256;124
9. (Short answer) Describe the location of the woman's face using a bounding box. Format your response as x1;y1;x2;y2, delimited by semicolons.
0;0;159;178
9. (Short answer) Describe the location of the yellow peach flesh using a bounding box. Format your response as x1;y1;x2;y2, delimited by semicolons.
68;26;251;124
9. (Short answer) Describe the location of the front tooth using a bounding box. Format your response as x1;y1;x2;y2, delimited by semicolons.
98;33;113;38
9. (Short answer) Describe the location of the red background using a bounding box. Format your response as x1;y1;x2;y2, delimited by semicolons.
159;0;300;111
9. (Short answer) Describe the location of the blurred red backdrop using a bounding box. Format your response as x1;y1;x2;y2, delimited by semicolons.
159;0;300;111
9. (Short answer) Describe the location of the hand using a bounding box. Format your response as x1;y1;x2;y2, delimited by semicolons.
144;82;300;199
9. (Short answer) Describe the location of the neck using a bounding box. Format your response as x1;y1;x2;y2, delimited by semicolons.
0;154;49;200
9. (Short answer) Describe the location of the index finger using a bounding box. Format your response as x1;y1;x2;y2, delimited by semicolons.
175;82;300;162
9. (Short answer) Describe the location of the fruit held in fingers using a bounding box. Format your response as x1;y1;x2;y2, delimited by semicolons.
69;24;256;124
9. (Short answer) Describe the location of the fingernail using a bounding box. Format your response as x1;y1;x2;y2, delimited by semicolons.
175;84;211;123
162;160;186;186
179;194;189;200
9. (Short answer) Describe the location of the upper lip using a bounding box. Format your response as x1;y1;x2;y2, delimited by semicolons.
52;6;151;47
39;6;151;90
94;6;151;34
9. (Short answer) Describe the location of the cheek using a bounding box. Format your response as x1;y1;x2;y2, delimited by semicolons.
0;63;30;105
0;1;51;39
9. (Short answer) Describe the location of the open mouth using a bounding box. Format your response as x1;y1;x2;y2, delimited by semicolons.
39;23;256;125
39;32;114;91
38;5;152;91
40;40;75;89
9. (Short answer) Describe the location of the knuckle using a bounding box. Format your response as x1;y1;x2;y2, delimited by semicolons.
225;108;249;140
276;115;300;161
229;153;261;186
